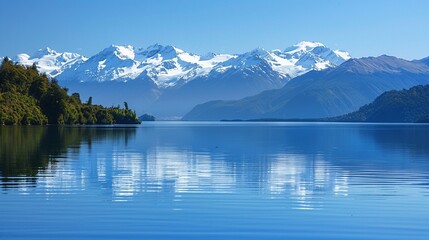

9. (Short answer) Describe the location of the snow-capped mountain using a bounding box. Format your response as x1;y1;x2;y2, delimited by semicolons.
58;44;236;87
183;55;429;121
215;41;350;80
11;41;349;88
277;41;350;75
13;47;87;77
135;44;236;87
147;42;350;118
8;41;351;118
147;48;289;118
58;45;143;83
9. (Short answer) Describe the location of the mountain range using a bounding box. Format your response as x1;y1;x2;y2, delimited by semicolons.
183;55;429;120
9;41;350;118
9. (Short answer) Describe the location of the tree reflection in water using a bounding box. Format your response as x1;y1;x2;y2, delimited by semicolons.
0;126;136;188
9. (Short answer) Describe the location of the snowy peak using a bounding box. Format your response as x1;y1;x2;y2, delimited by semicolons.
284;41;325;53
9;41;351;87
133;44;236;87
32;47;58;58
58;45;143;83
216;42;350;79
137;44;202;65
57;44;203;86
137;44;185;60
248;47;270;56
200;52;218;61
13;47;87;77
97;45;135;60
220;48;270;68
283;41;350;62
333;50;351;61
274;41;351;76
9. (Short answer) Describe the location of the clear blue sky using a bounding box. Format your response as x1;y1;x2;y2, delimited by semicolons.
1;0;428;60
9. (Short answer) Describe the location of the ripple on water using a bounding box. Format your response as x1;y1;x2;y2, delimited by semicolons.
0;123;428;239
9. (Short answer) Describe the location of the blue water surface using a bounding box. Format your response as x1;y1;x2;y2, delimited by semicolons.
0;122;428;239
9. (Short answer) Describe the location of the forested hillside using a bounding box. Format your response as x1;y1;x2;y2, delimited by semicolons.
333;85;429;123
0;58;140;125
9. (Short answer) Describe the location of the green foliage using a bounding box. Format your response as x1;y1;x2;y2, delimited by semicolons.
109;107;139;124
71;93;81;104
0;60;140;125
334;85;429;123
0;92;47;125
39;80;69;124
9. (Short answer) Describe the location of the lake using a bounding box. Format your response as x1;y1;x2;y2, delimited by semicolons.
0;122;428;239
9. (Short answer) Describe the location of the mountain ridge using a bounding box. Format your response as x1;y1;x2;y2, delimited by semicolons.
8;41;350;117
183;55;429;120
10;41;350;88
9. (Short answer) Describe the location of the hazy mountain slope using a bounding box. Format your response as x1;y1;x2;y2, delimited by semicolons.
419;56;429;66
183;55;429;120
148;43;350;117
147;49;289;117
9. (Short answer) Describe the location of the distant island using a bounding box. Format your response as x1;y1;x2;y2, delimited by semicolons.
0;58;140;125
139;114;156;121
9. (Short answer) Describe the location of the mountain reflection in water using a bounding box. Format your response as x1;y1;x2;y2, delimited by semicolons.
1;123;427;207
1;123;429;240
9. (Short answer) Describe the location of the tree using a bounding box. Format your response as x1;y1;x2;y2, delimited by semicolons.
31;63;38;71
71;93;81;104
0;60;141;125
29;77;48;99
40;81;69;124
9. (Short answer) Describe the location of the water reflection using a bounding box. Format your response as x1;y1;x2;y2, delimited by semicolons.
359;124;429;157
0;126;136;189
1;123;428;207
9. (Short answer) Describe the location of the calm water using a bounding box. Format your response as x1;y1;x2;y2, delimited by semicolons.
0;122;428;239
